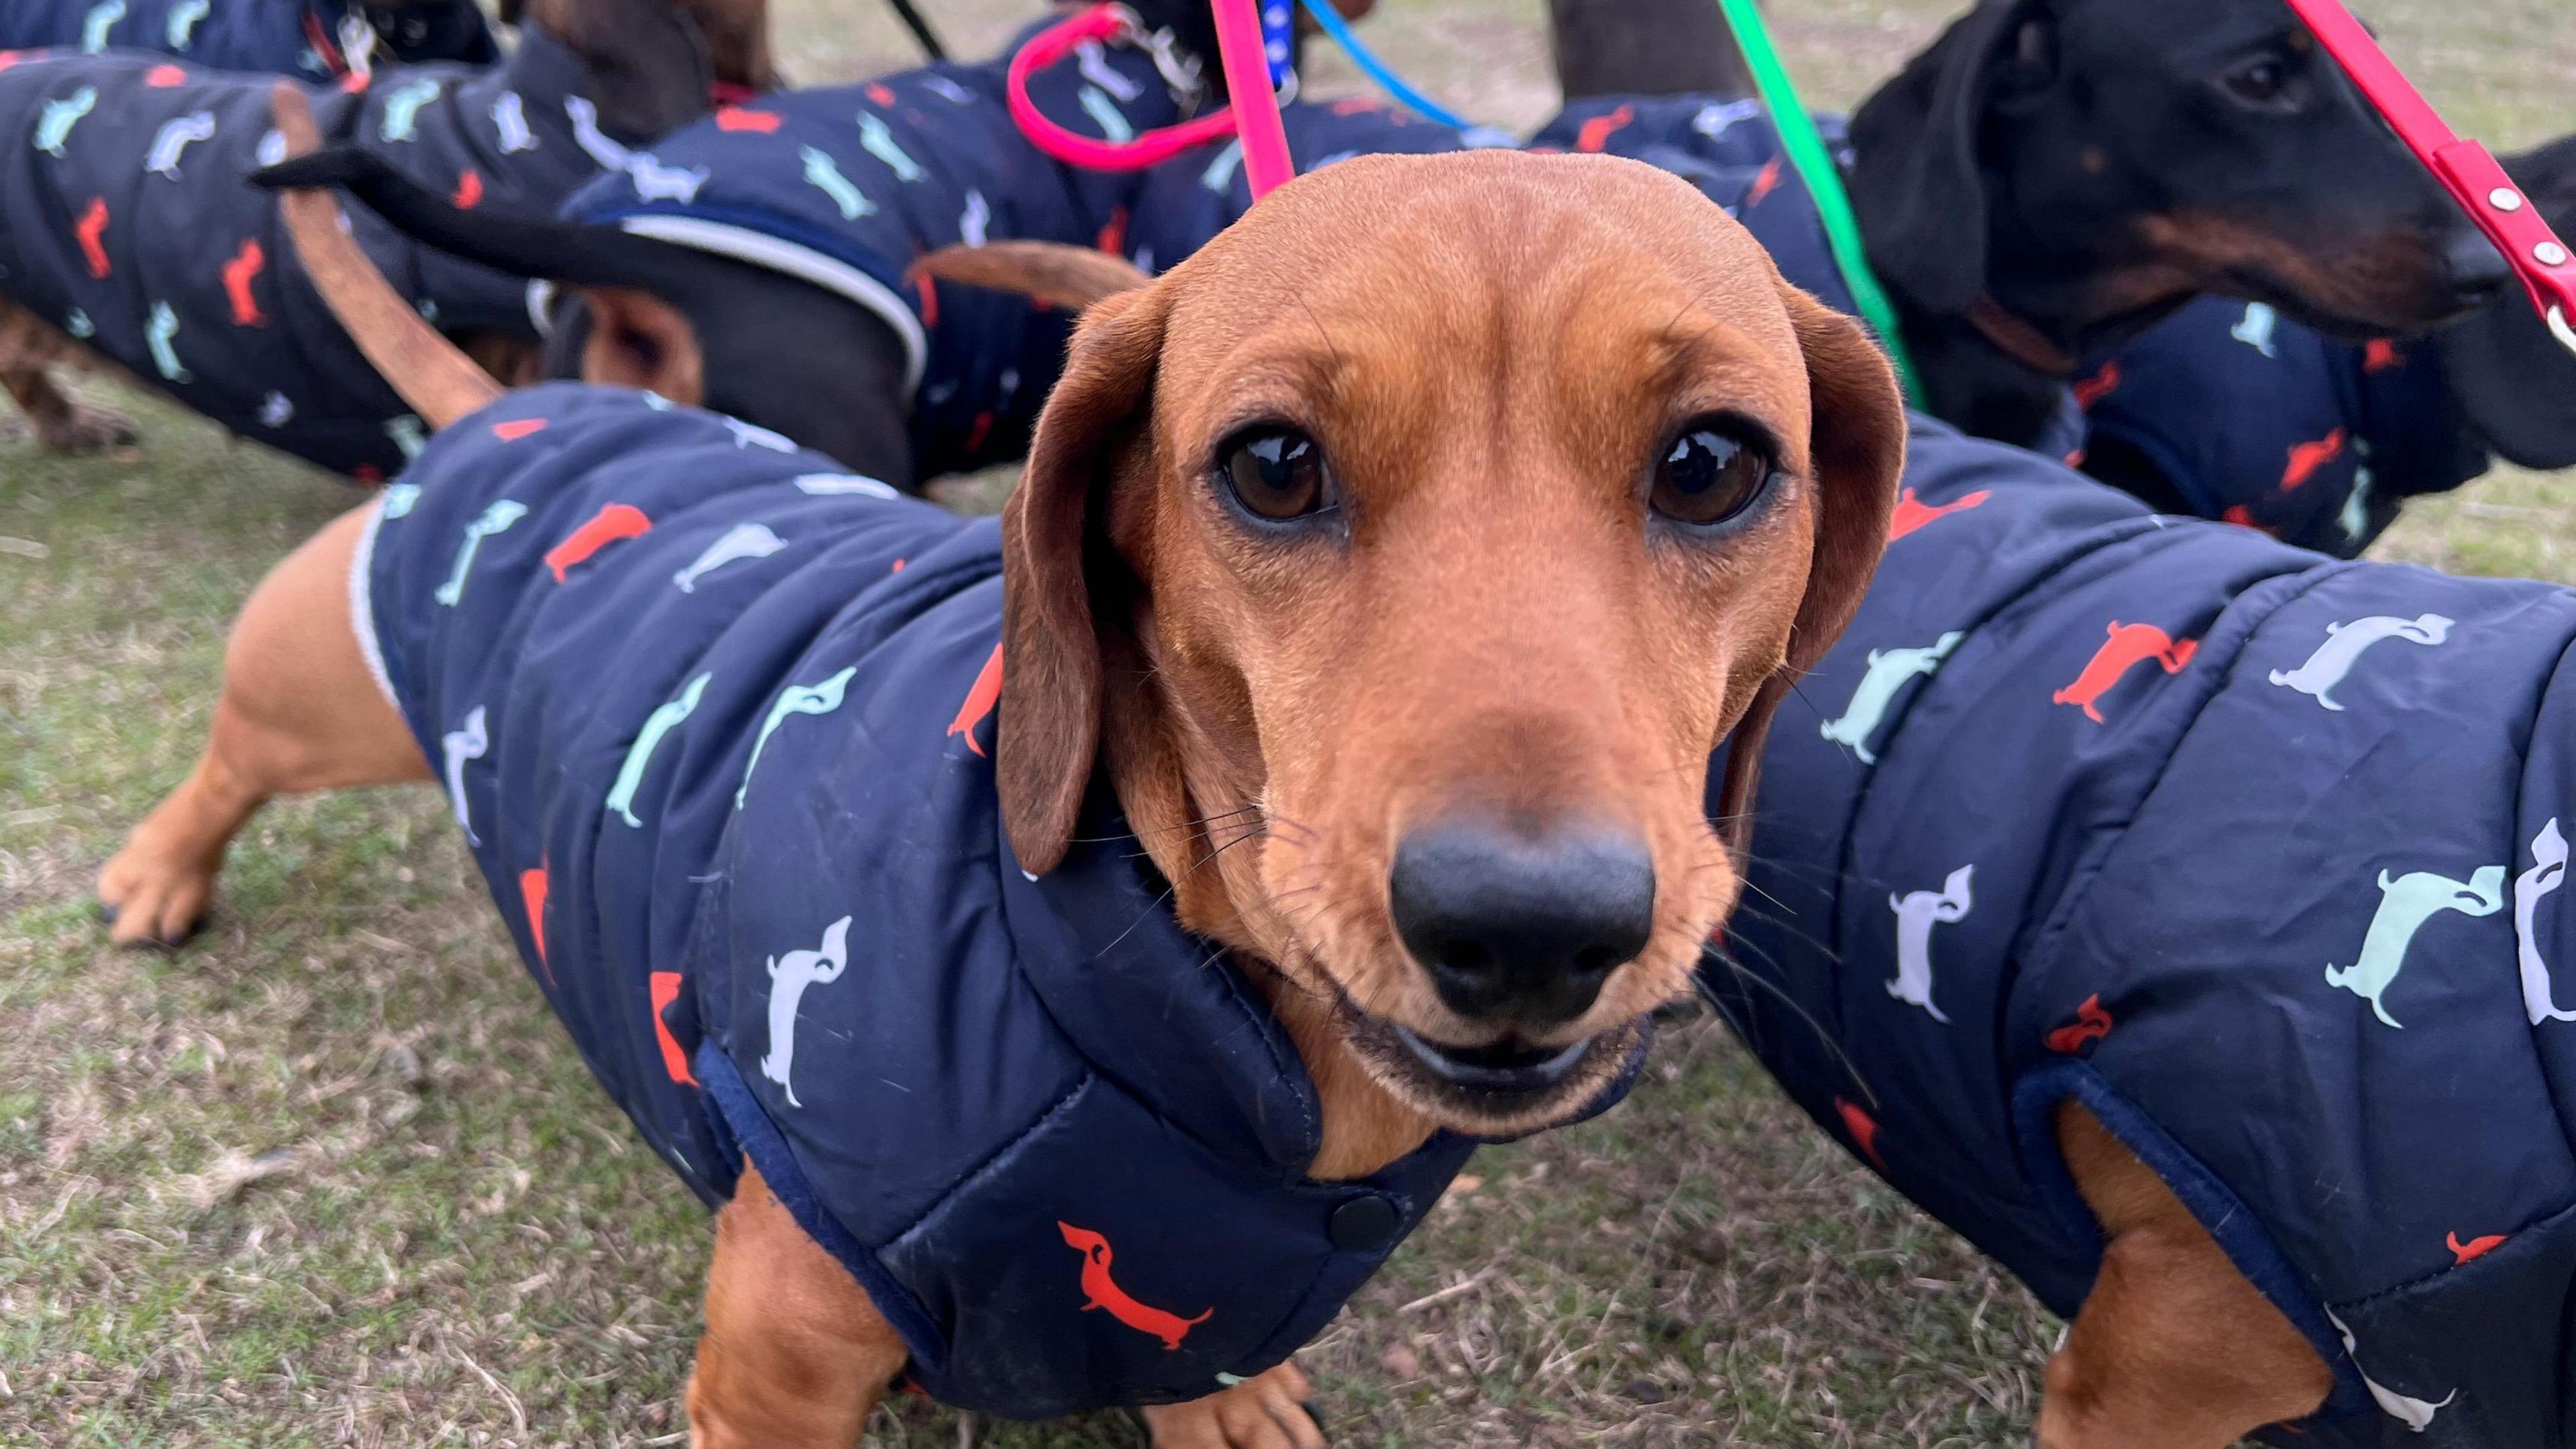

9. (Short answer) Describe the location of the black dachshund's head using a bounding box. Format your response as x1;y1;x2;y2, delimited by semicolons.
359;0;500;66
1854;0;2506;353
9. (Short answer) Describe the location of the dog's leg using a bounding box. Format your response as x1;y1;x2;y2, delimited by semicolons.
2037;1104;2332;1448
1;365;139;453
97;506;429;946
692;1163;1328;1449
688;1163;908;1448
1139;1363;1327;1449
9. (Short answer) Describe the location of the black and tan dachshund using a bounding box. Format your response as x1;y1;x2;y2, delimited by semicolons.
1838;0;2512;447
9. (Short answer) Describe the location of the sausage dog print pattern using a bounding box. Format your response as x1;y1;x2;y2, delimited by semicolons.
1711;416;2576;1447
0;0;494;79
557;38;1862;480
0;33;622;476
350;382;1667;1418
2080;297;2489;557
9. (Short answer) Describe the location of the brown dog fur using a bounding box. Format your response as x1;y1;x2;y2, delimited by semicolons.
2041;1106;2336;1446
101;101;1915;1440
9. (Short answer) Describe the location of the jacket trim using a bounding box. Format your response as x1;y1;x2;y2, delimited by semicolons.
350;495;398;710
602;212;930;396
695;1040;956;1373
2010;1060;2370;1417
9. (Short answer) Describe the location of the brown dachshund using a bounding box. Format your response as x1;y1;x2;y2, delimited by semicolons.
95;85;1903;1444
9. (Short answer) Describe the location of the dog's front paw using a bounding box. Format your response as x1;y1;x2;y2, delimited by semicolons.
96;831;217;949
27;396;142;455
1138;1364;1325;1449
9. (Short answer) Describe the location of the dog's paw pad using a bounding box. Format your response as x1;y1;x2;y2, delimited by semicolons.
35;401;143;454
94;896;205;952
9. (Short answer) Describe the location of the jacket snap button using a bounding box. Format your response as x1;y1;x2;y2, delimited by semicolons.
1328;1195;1399;1252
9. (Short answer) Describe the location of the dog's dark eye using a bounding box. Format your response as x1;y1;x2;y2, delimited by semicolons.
1217;425;1334;523
1651;421;1773;527
2220;54;2304;111
2226;60;2284;101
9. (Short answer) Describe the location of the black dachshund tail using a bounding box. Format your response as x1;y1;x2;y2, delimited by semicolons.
252;146;702;295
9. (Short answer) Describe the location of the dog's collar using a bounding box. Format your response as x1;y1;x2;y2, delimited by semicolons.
1966;295;2081;378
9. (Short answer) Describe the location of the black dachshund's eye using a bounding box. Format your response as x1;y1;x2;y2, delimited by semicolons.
2220;54;2303;110
1652;421;1774;527
1217;425;1333;522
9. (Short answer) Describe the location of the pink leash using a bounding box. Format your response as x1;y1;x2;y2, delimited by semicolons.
1008;1;1295;199
1206;0;1295;197
2284;0;2576;356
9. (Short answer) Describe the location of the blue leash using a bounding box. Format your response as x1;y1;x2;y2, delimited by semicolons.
1295;0;1472;129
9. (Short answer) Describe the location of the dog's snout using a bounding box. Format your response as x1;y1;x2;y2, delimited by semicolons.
1389;821;1656;1028
2438;226;2512;305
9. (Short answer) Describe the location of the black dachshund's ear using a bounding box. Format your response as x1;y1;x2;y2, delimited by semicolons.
2438;134;2576;470
2505;134;2576;229
2435;297;2576;470
1846;0;2042;316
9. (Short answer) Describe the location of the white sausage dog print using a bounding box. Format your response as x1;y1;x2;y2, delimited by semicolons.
761;916;852;1108
1886;865;1973;1023
441;705;489;847
672;521;787;592
2268;612;2453;711
2518;819;2572;1025
2328;1309;2456;1433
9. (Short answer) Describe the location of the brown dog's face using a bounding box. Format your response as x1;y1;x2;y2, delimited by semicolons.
1000;153;1903;1137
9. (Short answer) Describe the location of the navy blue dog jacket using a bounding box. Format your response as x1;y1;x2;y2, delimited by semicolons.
0;32;633;476
0;0;495;79
557;41;1867;480
2081;297;2489;557
1712;416;2576;1446
345;382;1666;1417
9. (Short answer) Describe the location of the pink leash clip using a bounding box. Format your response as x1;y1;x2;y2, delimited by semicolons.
1006;0;1296;200
2284;0;2576;356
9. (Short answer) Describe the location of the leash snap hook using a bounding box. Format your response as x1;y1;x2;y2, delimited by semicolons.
2550;306;2576;360
1106;5;1210;117
337;11;376;83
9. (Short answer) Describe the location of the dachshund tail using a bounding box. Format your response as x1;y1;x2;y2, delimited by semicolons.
252;140;697;294
910;241;1151;311
258;84;500;432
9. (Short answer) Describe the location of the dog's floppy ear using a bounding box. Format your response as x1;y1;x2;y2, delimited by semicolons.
1711;285;1907;851
2438;133;2576;470
1846;0;2041;316
998;282;1172;874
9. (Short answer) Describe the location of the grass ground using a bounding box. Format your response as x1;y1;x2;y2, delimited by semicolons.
2;1;2569;1444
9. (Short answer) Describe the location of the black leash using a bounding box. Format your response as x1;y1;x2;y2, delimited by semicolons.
885;0;948;61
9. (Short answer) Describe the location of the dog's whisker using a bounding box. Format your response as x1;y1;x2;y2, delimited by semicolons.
1695;941;1879;1108
1078;805;1266;844
1103;816;1282;953
1719;899;1844;969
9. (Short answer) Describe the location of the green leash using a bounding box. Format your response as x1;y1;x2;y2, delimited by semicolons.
1713;0;1925;405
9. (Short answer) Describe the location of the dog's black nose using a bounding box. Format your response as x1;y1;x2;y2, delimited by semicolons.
2440;227;2512;305
1389;821;1656;1028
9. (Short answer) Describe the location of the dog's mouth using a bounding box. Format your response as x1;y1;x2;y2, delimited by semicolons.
1340;1005;1640;1130
1391;1027;1594;1093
